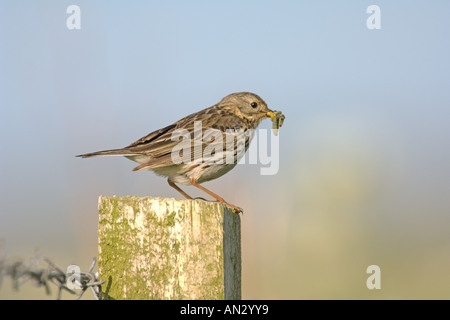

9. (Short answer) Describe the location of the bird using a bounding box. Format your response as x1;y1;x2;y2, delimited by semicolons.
77;92;281;213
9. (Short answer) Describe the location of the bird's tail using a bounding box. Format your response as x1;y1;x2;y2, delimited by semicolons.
76;148;137;158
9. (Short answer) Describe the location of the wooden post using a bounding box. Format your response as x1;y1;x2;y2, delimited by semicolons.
97;196;241;300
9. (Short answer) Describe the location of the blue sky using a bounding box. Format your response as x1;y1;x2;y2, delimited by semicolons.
1;1;450;298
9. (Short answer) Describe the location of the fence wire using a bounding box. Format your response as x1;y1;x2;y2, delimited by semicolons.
0;253;105;300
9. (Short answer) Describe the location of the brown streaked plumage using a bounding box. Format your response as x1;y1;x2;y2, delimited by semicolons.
77;92;280;213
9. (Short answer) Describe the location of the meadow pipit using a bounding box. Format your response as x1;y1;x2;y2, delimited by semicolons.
77;92;284;213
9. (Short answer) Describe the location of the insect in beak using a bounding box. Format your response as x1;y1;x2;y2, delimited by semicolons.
265;110;285;136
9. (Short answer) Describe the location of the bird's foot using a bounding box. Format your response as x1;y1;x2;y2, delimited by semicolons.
214;199;243;215
192;197;208;201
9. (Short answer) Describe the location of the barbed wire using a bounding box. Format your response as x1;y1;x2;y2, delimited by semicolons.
0;253;105;300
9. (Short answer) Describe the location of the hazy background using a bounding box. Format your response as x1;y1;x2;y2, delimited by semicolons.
1;0;450;299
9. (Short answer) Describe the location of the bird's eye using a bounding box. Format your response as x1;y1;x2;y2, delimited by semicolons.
251;102;258;108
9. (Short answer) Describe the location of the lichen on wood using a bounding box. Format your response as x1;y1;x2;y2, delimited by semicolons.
97;196;241;300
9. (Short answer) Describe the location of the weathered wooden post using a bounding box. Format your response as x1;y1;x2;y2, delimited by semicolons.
97;196;241;300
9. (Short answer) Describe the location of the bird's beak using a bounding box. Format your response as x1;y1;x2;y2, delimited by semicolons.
263;110;277;121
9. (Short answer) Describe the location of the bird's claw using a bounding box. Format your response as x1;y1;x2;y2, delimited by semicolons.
215;200;243;215
192;196;208;201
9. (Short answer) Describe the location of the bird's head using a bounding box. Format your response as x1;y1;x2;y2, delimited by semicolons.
219;92;276;123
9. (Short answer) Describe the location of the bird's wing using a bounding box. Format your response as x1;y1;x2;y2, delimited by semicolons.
132;106;249;171
126;123;177;148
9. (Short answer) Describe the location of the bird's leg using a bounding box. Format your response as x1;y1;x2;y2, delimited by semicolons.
189;177;243;214
167;179;209;201
168;179;193;199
